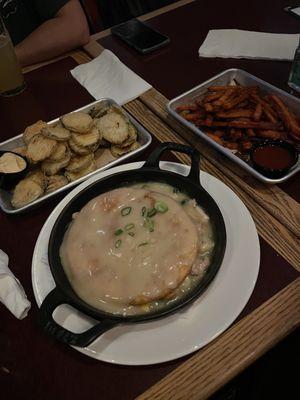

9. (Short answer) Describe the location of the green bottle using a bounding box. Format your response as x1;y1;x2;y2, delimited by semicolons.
288;39;300;92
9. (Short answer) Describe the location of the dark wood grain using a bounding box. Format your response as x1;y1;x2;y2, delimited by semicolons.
137;279;300;400
99;0;299;97
0;58;93;141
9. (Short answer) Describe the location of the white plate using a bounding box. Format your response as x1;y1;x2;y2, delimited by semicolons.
32;161;260;365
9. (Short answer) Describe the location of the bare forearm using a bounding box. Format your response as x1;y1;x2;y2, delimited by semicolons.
15;1;89;66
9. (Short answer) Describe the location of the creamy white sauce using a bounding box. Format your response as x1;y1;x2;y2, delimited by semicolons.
60;183;215;316
0;152;26;173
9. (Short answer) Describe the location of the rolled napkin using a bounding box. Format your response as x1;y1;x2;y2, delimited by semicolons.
198;29;300;61
71;49;152;104
0;249;31;319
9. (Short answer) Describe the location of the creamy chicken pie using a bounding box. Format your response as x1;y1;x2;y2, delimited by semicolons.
60;183;215;316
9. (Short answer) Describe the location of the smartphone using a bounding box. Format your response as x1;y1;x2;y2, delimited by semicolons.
284;6;300;19
111;18;170;54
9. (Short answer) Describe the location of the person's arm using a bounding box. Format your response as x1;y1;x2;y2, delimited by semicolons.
15;0;89;67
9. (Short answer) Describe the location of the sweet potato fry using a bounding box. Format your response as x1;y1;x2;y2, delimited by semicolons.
258;130;283;140
223;90;249;110
197;119;282;130
197;120;228;128
183;112;203;121
269;95;300;140
246;128;256;137
176;104;199;112
204;90;226;102
262;106;278;123
228;120;282;130
253;103;262;121
237;100;250;109
249;93;278;122
216;109;253;119
214;87;237;106
204;102;214;112
208;85;235;91
207;133;224;145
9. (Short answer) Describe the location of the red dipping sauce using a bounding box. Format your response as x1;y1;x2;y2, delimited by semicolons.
252;145;294;170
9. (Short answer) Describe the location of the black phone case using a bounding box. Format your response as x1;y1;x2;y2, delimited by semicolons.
111;19;170;54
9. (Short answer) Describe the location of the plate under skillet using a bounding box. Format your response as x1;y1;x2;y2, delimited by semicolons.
32;161;260;365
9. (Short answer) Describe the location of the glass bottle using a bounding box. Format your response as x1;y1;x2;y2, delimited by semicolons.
288;38;300;92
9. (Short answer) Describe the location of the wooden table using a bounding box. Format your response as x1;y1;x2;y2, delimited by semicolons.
1;1;299;399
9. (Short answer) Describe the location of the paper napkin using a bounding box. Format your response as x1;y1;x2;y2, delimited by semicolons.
71;49;152;104
0;249;31;319
198;29;300;61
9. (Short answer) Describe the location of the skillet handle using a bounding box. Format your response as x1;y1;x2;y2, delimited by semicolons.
143;142;200;184
38;288;119;347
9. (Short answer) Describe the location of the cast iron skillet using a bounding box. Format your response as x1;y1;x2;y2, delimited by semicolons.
39;142;227;347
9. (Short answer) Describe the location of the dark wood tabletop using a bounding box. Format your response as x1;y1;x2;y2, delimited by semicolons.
97;0;300;201
98;0;300;97
0;55;298;400
1;1;299;400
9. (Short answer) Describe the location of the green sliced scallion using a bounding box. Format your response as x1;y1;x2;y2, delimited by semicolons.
141;206;147;217
115;239;122;249
143;217;154;232
121;206;132;216
125;223;135;231
154;201;168;213
128;231;135;237
114;228;123;236
147;208;157;218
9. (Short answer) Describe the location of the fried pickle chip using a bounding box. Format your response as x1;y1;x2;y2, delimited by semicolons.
65;153;94;173
41;153;71;175
96;112;129;144
46;175;68;193
11;178;44;208
11;146;27;157
26;169;47;189
107;105;129;120
65;160;96;182
110;141;140;158
89;104;110;119
42;125;71;141
68;138;92;155
23;120;48;145
94;148;117;168
47;142;70;162
71;127;100;147
26;134;57;163
118;123;137;148
61;112;92;133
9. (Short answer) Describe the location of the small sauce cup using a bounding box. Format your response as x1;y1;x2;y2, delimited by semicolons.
250;140;298;179
0;150;28;189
